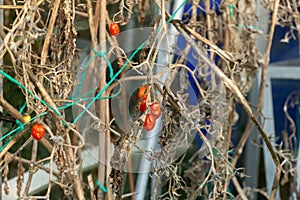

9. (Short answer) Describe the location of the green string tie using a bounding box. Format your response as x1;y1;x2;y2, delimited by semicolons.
95;180;107;193
229;4;235;19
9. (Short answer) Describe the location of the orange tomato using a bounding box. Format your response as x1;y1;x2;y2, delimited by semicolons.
109;23;120;36
144;114;156;131
140;98;147;113
138;85;148;99
31;124;45;140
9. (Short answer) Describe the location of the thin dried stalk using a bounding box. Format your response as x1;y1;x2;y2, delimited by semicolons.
97;0;107;199
40;0;61;66
87;0;98;49
0;95;25;123
22;140;38;197
88;174;97;200
229;0;281;198
0;5;23;9
232;177;247;200
6;152;59;177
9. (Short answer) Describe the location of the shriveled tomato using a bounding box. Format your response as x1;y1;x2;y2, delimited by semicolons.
150;102;161;119
31;124;45;140
140;98;147;113
138;85;148;99
144;114;155;131
109;23;120;36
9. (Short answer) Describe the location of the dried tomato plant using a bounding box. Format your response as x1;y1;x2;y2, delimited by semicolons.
0;0;299;200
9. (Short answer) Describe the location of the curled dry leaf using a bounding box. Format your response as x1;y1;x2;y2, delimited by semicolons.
3;164;9;195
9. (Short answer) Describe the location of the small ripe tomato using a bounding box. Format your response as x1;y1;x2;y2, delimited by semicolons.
138;85;148;99
150;102;161;119
144;114;156;131
109;23;120;36
31;124;45;140
140;98;147;113
23;115;31;123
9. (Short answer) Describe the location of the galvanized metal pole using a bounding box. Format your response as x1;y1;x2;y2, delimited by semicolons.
134;1;185;199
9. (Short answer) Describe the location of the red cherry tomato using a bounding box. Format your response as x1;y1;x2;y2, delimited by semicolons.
109;23;120;36
31;124;45;140
138;85;148;99
140;98;147;113
150;102;161;119
144;114;156;131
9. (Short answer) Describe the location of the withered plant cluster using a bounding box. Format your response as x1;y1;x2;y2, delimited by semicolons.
0;0;299;200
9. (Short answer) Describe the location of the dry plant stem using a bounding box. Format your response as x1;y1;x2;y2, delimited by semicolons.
40;138;53;153
75;10;88;18
205;0;218;93
223;100;235;198
0;5;22;9
232;176;247;200
122;192;138;199
27;70;64;130
87;0;98;49
231;120;254;167
169;64;205;96
106;17;135;197
254;188;269;199
191;0;198;27
0;4;28;62
0;137;32;172
228;0;281;197
98;0;107;199
205;0;214;60
6;152;59;177
73;0;98;146
93;0;101;32
27;71;60;115
40;0;61;66
0;24;6;40
105;93;113;200
163;0;200;99
88;174;97;200
84;0;98;147
22;140;38;197
45;148;56;199
27;72;85;199
192;127;215;199
0;126;30;159
154;83;215;199
106;21;129;137
105;18;129;200
259;0;280;124
28;71;71;139
0;95;25;123
223;1;230;52
179;24;235;63
172;20;282;197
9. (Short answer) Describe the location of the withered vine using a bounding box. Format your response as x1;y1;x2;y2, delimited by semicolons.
0;0;299;200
